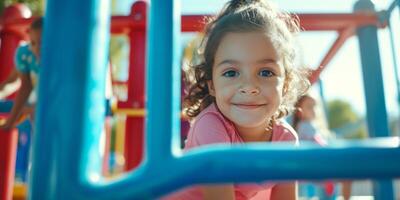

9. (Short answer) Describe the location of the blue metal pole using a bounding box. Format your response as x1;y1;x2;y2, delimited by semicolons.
354;0;395;199
145;0;180;164
317;79;329;121
398;0;400;15
387;0;397;17
29;0;110;199
387;21;400;136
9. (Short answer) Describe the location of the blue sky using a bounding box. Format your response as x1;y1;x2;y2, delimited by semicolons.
116;0;400;118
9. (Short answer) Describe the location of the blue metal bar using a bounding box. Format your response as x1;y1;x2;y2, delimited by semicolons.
145;0;180;164
373;180;397;200
29;0;110;199
387;21;400;136
387;0;397;18
354;0;395;199
178;140;400;183
79;139;400;200
398;0;400;15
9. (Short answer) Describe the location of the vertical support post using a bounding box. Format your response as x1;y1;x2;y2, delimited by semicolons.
317;79;329;120
146;0;180;164
398;0;400;15
354;1;395;200
387;21;400;136
0;128;18;200
0;4;31;83
123;1;147;171
102;118;111;176
29;0;110;199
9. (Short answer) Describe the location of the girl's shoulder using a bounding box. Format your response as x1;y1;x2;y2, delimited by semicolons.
16;43;35;59
16;43;30;51
185;104;236;148
272;119;299;144
15;43;36;73
192;103;230;127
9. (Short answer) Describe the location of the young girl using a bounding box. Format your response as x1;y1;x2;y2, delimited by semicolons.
168;0;309;199
292;94;327;145
0;17;42;130
292;94;333;199
293;95;353;200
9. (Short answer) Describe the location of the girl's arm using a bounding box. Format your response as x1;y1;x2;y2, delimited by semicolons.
270;182;298;200
0;68;19;90
0;73;32;130
202;184;235;200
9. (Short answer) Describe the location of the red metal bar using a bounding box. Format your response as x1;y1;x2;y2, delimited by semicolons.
0;15;137;35
298;13;385;31
309;27;355;84
111;16;139;34
122;1;147;171
0;33;22;81
181;13;385;32
181;15;207;32
0;4;31;85
1;18;33;39
0;10;384;36
0;128;18;200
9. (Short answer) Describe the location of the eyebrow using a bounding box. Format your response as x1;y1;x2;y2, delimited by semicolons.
216;59;240;68
216;58;278;68
256;58;278;65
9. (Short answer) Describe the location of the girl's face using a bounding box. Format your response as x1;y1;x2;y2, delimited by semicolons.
29;29;42;59
208;31;286;132
300;97;316;121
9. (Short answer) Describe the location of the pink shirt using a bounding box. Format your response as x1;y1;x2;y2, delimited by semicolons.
165;103;298;200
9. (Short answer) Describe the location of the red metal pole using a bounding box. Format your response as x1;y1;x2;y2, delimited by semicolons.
0;4;31;84
0;127;18;200
121;1;147;171
309;27;355;84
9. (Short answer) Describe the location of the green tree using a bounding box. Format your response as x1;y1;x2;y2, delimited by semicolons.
327;99;368;139
0;0;44;16
109;0;131;81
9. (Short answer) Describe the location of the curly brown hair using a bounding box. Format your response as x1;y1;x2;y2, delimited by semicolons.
183;0;310;122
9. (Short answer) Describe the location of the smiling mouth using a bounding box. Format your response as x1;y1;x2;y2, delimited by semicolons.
232;103;266;109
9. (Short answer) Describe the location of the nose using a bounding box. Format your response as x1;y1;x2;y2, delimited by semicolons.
239;78;260;95
239;87;260;95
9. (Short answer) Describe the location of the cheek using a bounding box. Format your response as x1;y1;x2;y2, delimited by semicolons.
262;80;284;96
213;77;235;95
215;86;235;102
